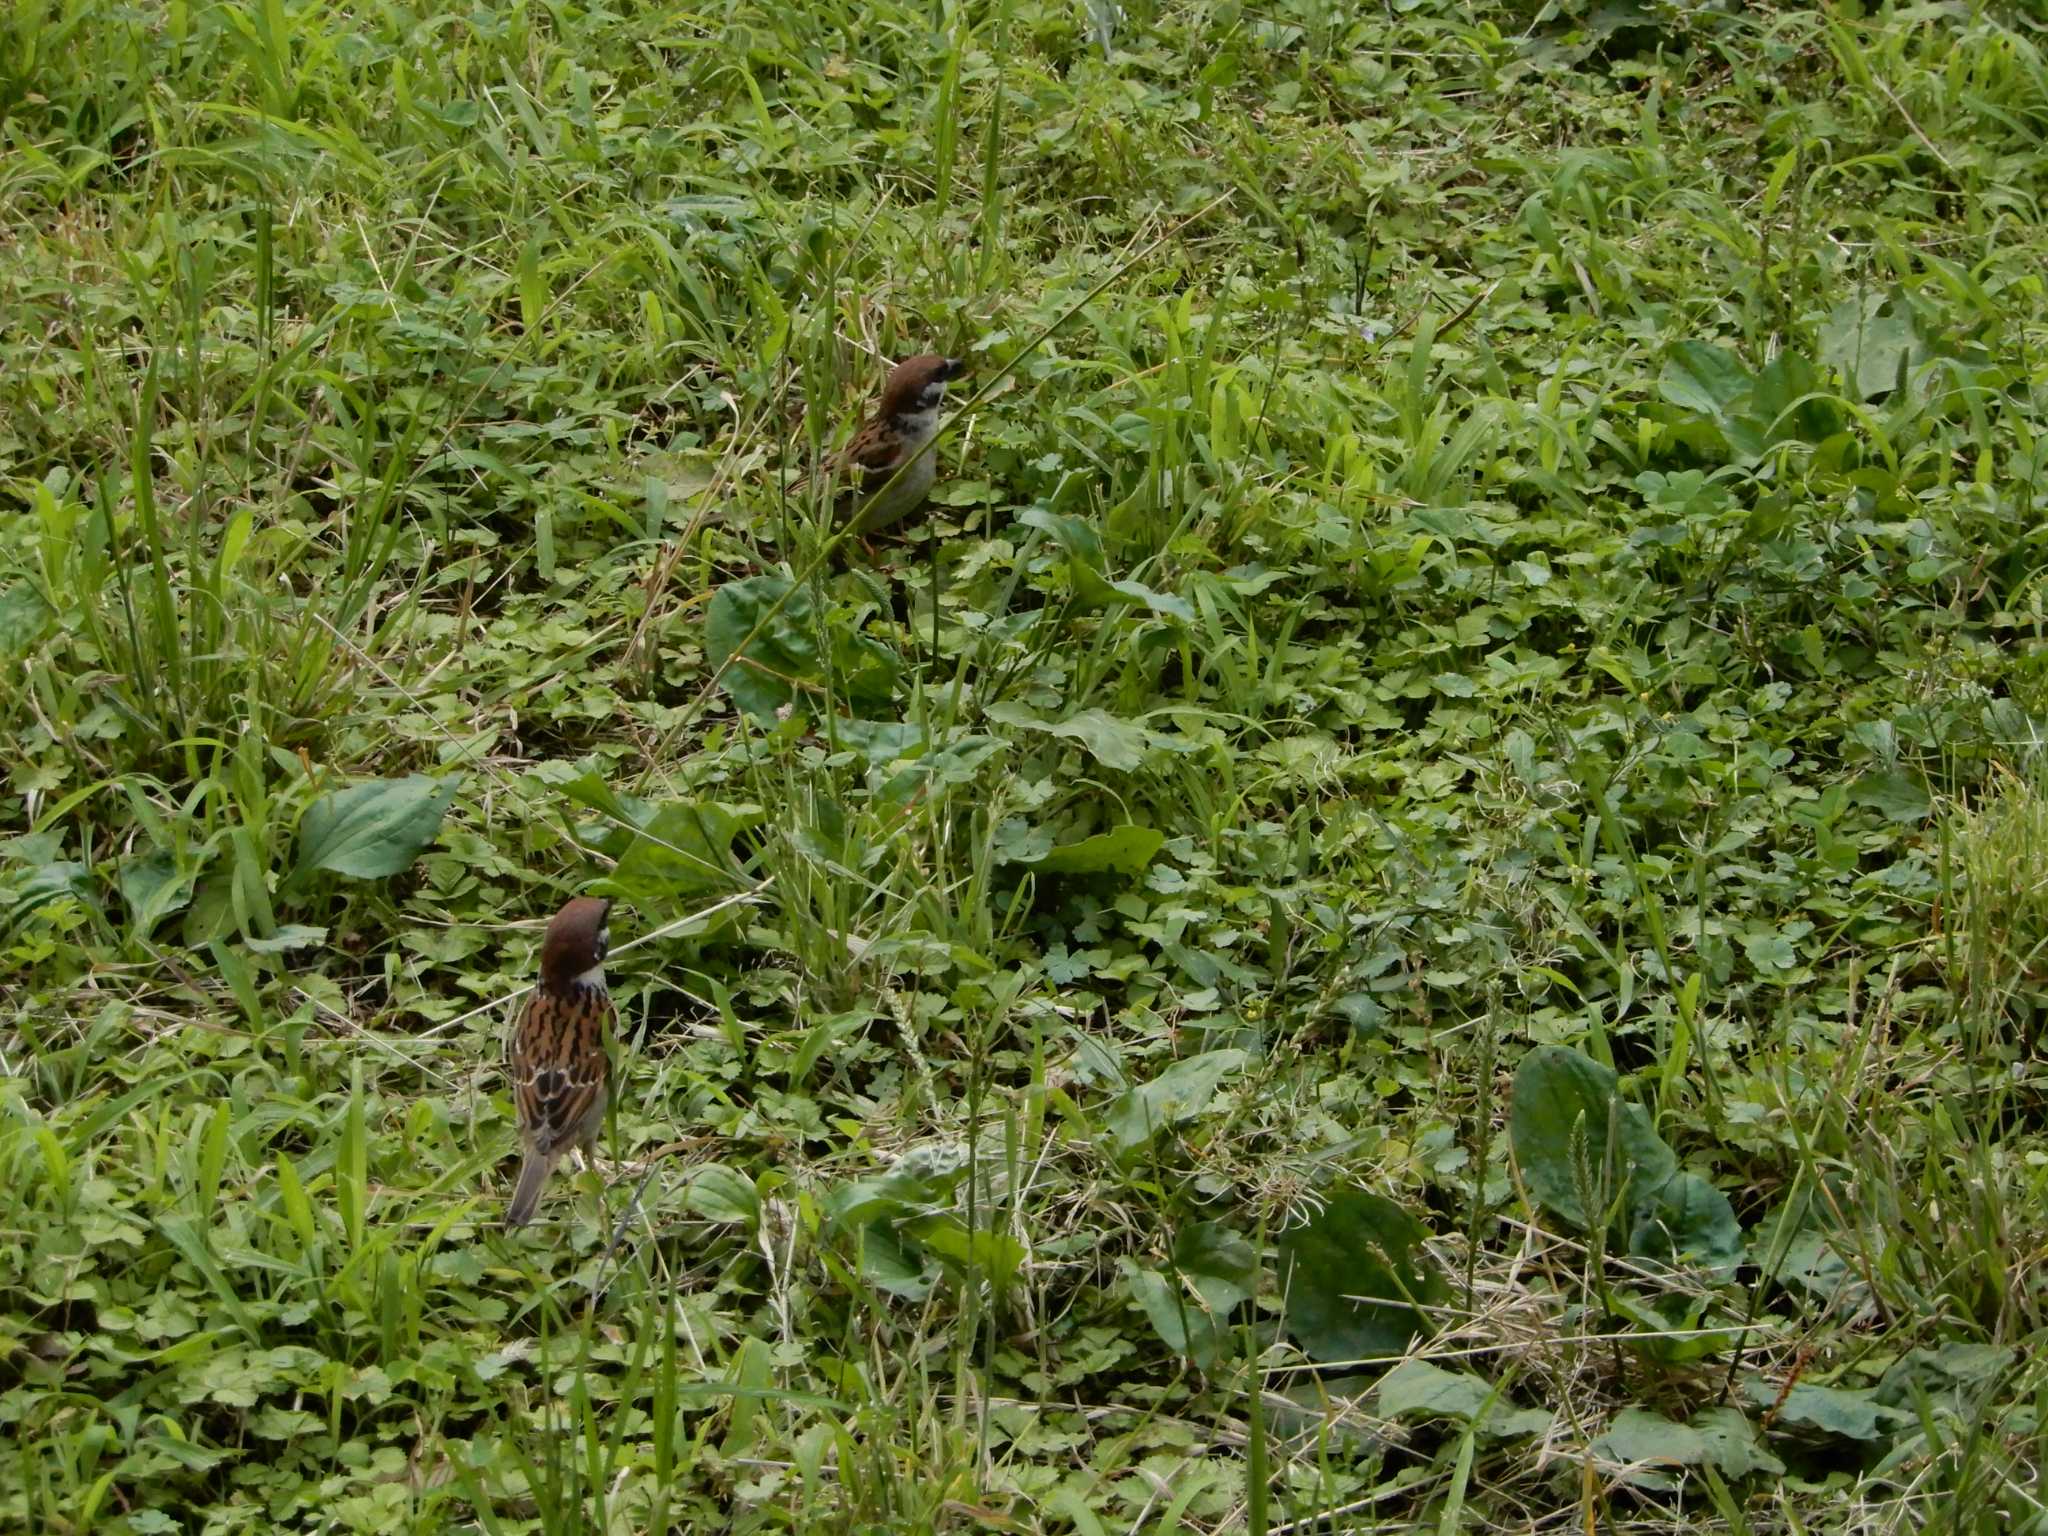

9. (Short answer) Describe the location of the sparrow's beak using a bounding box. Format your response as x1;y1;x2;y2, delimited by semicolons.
940;357;968;381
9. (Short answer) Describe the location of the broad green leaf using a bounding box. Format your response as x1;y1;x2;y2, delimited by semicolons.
3;860;93;921
706;573;815;719
180;870;234;947
1741;931;1799;973
1106;579;1195;622
831;719;927;765
554;769;660;855
1173;1222;1258;1315
1588;1406;1784;1490
1720;412;1765;466
293;774;460;883
1605;1291;1740;1364
1378;1359;1492;1420
1874;1344;2016;1410
1738;1377;1911;1443
903;1214;1025;1284
878;1140;971;1196
0;830;64;866
706;573;899;720
1105;1048;1246;1156
1377;1361;1553;1438
1069;560;1132;611
119;850;196;935
242;924;329;955
874;731;1007;810
0;582;52;654
821;1177;906;1232
1123;1260;1188;1342
1277;1190;1447;1363
1025;825;1165;875
822;1142;969;1231
1772;1227;1859;1305
1509;1045;1676;1231
989;704;1153;771
1084;0;1118;58
683;1164;761;1230
923;734;1006;784
994;817;1056;865
1018;506;1107;570
1751;349;1840;445
719;1335;775;1456
1120;1257;1231;1369
1331;992;1387;1037
611;799;760;899
1853;769;1931;826
855;1219;935;1301
1659;342;1753;417
1818;290;1921;401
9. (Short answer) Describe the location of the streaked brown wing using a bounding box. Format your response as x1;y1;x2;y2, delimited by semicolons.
841;426;907;495
507;988;612;1155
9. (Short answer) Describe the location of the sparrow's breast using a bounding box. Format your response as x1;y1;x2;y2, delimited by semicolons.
852;441;938;533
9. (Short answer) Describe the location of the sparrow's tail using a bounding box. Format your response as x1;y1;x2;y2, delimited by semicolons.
505;1152;552;1228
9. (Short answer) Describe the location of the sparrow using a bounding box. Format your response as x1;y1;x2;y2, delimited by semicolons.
504;895;614;1228
810;352;968;538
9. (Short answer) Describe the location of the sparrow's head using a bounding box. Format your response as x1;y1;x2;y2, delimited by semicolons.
879;353;967;423
538;896;612;992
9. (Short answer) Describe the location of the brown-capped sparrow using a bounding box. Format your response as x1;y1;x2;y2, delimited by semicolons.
811;353;968;538
504;895;614;1228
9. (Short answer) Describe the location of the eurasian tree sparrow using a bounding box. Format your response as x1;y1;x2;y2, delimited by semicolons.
814;352;968;537
504;896;614;1228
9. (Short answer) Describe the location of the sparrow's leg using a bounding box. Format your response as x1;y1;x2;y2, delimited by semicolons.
574;1131;619;1180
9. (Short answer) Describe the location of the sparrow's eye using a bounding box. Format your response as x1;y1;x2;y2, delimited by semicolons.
596;927;609;959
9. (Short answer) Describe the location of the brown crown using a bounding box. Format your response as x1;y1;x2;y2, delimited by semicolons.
538;896;611;990
877;353;965;418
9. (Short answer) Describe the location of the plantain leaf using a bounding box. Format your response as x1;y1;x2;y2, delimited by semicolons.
292;774;460;884
1278;1191;1447;1363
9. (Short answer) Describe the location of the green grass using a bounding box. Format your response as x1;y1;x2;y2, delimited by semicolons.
8;0;2048;1530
